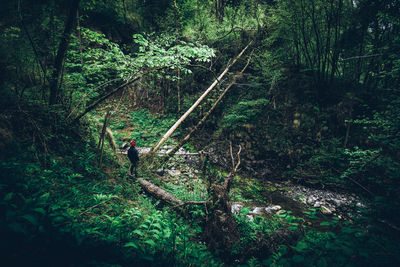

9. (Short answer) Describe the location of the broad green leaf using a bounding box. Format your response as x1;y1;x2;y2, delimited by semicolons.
124;242;139;249
133;229;144;236
144;239;156;247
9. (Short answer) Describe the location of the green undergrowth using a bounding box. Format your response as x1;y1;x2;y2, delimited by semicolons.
230;175;271;203
233;204;400;266
108;108;179;147
2;102;399;266
0;105;220;266
264;211;400;266
0;148;220;265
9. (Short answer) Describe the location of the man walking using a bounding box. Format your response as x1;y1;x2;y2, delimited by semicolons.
128;141;139;177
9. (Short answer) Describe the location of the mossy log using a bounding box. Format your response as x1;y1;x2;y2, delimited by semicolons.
136;178;208;207
137;178;184;206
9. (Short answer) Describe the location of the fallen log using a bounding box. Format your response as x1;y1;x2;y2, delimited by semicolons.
137;178;184;206
137;178;209;207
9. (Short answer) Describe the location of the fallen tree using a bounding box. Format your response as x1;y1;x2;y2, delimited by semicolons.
136;178;208;207
148;41;253;155
137;178;184;205
159;50;254;164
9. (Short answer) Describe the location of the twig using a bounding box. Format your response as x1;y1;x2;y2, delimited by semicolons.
224;142;242;191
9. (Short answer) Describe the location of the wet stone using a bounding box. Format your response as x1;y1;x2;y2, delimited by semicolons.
265;205;281;213
168;170;181;177
320;205;334;215
250;207;264;215
231;203;243;214
307;196;317;205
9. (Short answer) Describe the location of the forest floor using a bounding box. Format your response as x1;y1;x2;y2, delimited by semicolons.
105;103;368;227
119;143;366;232
90;106;400;265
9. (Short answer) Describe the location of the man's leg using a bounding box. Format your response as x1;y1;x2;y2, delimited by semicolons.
130;164;134;175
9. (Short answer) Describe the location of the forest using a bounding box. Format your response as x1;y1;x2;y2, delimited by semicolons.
0;0;399;266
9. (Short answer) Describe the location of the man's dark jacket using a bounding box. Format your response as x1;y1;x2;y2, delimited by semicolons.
128;146;139;166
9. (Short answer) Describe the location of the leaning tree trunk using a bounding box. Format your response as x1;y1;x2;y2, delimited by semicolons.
149;41;252;154
160;50;253;164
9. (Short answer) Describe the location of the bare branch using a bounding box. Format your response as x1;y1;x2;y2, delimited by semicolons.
339;54;382;61
234;145;242;173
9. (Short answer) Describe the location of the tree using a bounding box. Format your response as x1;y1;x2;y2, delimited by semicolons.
49;0;81;105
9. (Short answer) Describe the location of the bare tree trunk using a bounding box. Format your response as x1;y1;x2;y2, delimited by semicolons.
105;128;117;153
77;9;84;67
177;69;181;113
173;0;180;33
18;0;47;83
49;0;81;105
204;142;242;257
150;41;252;154
122;0;127;24
98;110;112;167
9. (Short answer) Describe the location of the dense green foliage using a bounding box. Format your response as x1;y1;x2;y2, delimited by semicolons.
1;0;400;266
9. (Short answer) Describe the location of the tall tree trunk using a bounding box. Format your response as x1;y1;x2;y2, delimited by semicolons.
49;0;81;105
173;0;180;33
122;0;127;24
77;9;84;67
177;69;181;113
204;142;241;257
98;110;112;168
330;0;343;85
311;0;322;83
